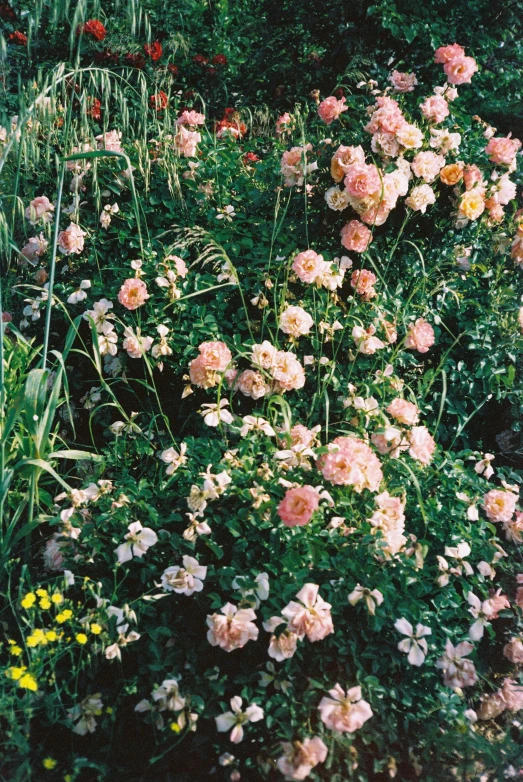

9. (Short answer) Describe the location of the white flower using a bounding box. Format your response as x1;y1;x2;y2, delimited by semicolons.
67;279;91;304
183;512;212;541
443;541;474;577
216;205;236;221
105;623;141;660
161;556;207;596
215;696;264;743
98;322;118;356
68;694;103;735
160;442;187;475
394;618;431;666
151;679;186;712
232;572;270;606
467;593;494;641
200;399;234;427
474;453;495;480
239;416;276;437
348;585;384;615
83;298;114;331
115;521;158;563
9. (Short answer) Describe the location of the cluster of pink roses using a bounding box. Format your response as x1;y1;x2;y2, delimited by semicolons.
189;341;233;389
483;488;522;542
433;44;478;85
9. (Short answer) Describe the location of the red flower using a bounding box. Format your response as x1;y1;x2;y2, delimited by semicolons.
193;54;208;65
143;41;162;61
167;63;179;77
212;53;228;66
243;152;259;164
149;91;168;111
9;30;27;46
79;19;107;41
86;97;101;120
125;52;146;69
0;3;16;21
224;107;236;118
2;311;12;323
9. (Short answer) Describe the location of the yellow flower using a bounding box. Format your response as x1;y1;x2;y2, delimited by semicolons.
459;190;485;221
56;609;73;624
170;721;181;733
21;593;36;609
76;633;88;645
51;593;64;604
9;645;23;656
27;629;48;647
42;758;57;770
19;672;38;691
36;588;48;598
45;630;58;642
90;623;102;635
39;597;51;610
106;706;113;714
6;665;26;681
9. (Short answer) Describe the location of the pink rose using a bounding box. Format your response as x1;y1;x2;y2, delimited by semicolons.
389;70;418;93
318;436;383;492
21;233;48;264
408;426;436;465
174;125;201;157
330;144;365;182
276;736;328;781
503;637;523;664
434;44;465;64
318;96;348;125
341;220;372;253
387;398;419;426
282;583;334;642
25;195;55;225
463;164;485;191
420;95;449;124
444;56;478;85
411;151;445;184
96;130;122;152
350;268;377;300
483;489;518;523
277;485;319;527
272;351;306;391
118;278;150;310
318;683;373;733
405;319;435;353
292;249;329;284
58;223;86;255
344;163;381;199
176;110;205;127
235;369;269;399
206;603;258;652
485;136;522;166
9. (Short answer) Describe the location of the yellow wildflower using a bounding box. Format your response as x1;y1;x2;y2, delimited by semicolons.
42;758;57;770
51;593;64;604
56;609;73;624
6;665;26;681
76;633;88;645
21;593;36;609
170;721;181;733
45;630;58;642
19;672;38;691
36;588;48;598
90;623;102;635
39;597;52;610
9;644;23;656
27;629;48;647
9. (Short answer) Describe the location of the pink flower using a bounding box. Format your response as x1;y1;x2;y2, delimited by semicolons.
235;369;269;399
483;489;518;523
344;163;381;198
122;327;153;358
25;196;54;225
276;736;328;781
206;602;259;652
282;583;334;642
504;637;523;663
405;319;435;353
95;130;122;152
318;96;348;125
189;341;232;388
281;144;317;187
436;640;477;688
58;223;86;255
477;691;507;720
275;112;292;135
408;426;436;465
330;144;365;182
387;398;419;426
485;136;522;166
176;110;205;127
369;491;407;556
389;70;418;93
444;56;478;85
292;250;329;284
318;683;373;733
463;164;484;191
21;233;48;264
411;151;446;183
500;678;523;712
341;220;372;253
118;278;149;310
420;95;449;124
350;269;377;300
434;44;465;64
277;486;319;527
264;617;299;661
318;436;383;492
272;351;306;392
279;305;314;338
364;96;405;135
43;534;65;571
352;325;385;355
174;125;201;157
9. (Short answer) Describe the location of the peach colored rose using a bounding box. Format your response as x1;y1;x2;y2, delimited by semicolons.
408;426;436;465
504;511;523;544
275;112;292;135
318;96;348;125
330;144;366;182
387;398;419;426
440;162;464;185
122;327;153;358
350;269;377;300
405;319;435;353
235;369;270;399
277;485;319;527
198;341;232;371
58;223;86;255
365;96;405;135
272;351;306;391
463;164;484;191
458;191;485;221
389;70;418;93
420;95;449;124
279;306;314;338
318;683;373;733
405;184;436;213
434;44;465;64
444;56;478;85
118;278;150;310
371;427;406;459
251;340;277;370
318;436;383;492
411;151;445;183
485;136;521;166
344;163;381;199
483;489;518;523
282;583;334;642
396;123;424;149
292;250;328;284
341;220;372;253
206;603;258;652
25;195;55;225
276;736;328;781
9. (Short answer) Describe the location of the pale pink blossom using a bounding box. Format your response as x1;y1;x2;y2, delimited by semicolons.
344;163;381;199
330;144;365;182
436;640;477;687
318;436;383;492
276;112;292;135
279;305;314;338
58;223;86;255
444;56;478;85
161;556;207;596
324;186;351;211
263;616;300;661
118;278;149;310
369;491;407;556
276;736;328;781
352;324;385;354
405;318;435;353
434;44;465;64
387;398;419;426
467;593;495;640
500;678;523;712
420;95;449;124
235;369;270;399
395;618;431;666
122;327;153;358
215;696;264;743
350;269;377;300
348;584;384;615
282;583;334;642
364;96;405;136
272;351;306;391
281;144;317;187
25;195;54;225
21;233;48;264
115;520;158;563
504;637;523;664
405;184;436;213
177;110;205;127
371;131;400;157
411;151;445;183
292;250;329;284
477;691;507;720
318;684;373;733
396;123;424;150
389;70;418;93
483;489;518;523
278;485;319;527
341;220;372;253
251;340;277;370
174;125;201;157
408;426;436;465
370;427;406;460
96;130;122;152
206;603;259;652
43;535;65;571
318;96;348;125
485;135;521;166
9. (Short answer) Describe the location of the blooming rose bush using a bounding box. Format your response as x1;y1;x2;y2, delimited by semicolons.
1;20;523;782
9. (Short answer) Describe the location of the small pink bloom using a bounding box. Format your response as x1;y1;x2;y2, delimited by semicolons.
25;195;55;225
282;583;334;642
330;144;365;182
420;95;449;124
272;351;306;392
389;70;418;93
318;436;383;492
483;489;518;523
118;278;149;310
405;318;435;353
444;56;478;85
408;426;436;465
485;136;522;166
58;223;86;255
235;369;269;399
318;96;348;125
318;683;373;733
500;678;523;712
206;603;258;652
436;640;477;688
174;125;201;157
503;637;523;664
276;736;328;781
278;485;319;527
176;110;205;127
350;268;377;300
197;341;232;372
292;249;328;284
344;163;381;198
434;44;465;64
463;164;484;191
341;220;372;253
387;398;419;426
96;130;122;152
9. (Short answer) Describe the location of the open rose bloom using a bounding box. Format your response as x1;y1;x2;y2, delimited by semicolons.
318;684;373;733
